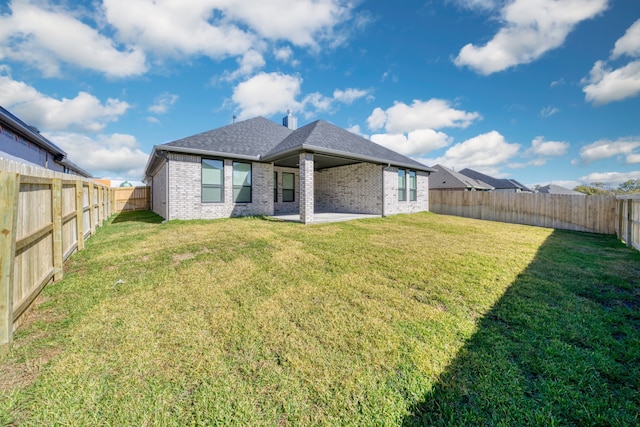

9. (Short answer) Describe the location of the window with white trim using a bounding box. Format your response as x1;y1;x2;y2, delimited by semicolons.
202;159;223;203
233;162;252;203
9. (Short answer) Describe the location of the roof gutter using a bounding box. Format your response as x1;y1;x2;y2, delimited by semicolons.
161;145;261;161
0;111;67;158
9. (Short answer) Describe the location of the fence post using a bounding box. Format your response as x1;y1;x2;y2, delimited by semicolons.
0;172;20;355
75;180;85;251
628;199;633;248
88;182;95;235
52;178;63;282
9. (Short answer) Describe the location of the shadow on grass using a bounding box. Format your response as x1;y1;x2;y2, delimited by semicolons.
111;210;164;224
404;230;640;426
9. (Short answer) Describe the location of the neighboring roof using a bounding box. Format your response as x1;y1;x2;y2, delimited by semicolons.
0;105;66;159
429;164;494;190
459;168;533;192
146;116;434;175
60;158;93;178
538;184;584;195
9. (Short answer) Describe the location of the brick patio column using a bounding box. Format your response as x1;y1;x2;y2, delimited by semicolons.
299;152;314;224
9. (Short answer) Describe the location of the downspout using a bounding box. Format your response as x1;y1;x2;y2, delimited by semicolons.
165;155;169;221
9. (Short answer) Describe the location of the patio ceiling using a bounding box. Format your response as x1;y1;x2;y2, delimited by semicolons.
272;153;364;171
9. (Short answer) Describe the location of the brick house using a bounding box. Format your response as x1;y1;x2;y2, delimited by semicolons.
143;115;434;223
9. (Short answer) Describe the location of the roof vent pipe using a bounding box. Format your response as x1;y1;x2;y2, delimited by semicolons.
282;109;297;130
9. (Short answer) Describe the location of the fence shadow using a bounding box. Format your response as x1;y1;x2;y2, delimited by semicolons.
403;230;640;426
111;210;164;224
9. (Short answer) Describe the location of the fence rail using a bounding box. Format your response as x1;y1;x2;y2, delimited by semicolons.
429;191;617;235
617;195;640;251
1;159;114;354
114;186;150;213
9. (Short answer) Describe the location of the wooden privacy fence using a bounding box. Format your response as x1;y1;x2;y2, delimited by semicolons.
1;162;114;354
429;191;617;235
617;195;640;251
114;186;150;213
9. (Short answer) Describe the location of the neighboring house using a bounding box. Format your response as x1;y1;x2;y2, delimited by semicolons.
0;105;92;177
538;184;584;195
429;164;494;191
459;168;532;193
144;115;434;223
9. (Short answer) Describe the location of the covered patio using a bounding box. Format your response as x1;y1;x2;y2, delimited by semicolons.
269;211;382;224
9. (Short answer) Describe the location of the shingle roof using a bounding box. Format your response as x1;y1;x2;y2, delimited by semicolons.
147;116;433;174
429;164;494;190
538;184;584;195
459;168;532;192
262;120;431;171
162;116;293;159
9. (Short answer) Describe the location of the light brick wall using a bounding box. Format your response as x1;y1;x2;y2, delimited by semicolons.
166;153;274;220
383;167;429;216
299;152;314;224
274;166;299;214
315;163;383;214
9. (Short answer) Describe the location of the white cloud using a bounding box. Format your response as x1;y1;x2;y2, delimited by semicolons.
45;132;149;179
221;50;266;81
582;19;640;104
346;124;366;138
366;99;481;133
333;88;369;104
612;18;640;59
219;0;355;48
232;72;303;119
529;136;569;157
0;1;146;78
582;60;640;105
450;0;498;11
455;0;608;75
540;105;559;117
0;75;129;132
102;0;255;59
371;129;452;157
231;72;370;119
576;137;640;164
274;46;294;62
578;170;640;186
423;131;520;170
148;93;179;114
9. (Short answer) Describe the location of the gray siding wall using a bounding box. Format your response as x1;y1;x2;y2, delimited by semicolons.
315;163;383;214
383;167;429;216
166;153;273;220
0;129;64;172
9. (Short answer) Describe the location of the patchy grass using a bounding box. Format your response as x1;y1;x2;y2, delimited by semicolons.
1;211;638;426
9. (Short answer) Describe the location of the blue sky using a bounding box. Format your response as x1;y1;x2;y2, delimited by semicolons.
0;0;638;189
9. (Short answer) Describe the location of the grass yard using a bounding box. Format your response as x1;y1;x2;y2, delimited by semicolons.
1;211;639;426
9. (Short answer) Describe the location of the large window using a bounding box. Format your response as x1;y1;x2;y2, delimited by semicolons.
202;159;223;203
409;170;417;201
233;162;252;203
274;171;278;202
398;169;406;201
282;172;295;202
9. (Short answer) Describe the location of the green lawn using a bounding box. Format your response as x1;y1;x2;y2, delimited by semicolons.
1;211;639;426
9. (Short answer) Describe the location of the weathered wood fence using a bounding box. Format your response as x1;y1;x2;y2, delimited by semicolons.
114;186;150;213
1;159;114;354
429;191;617;234
617;195;640;251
